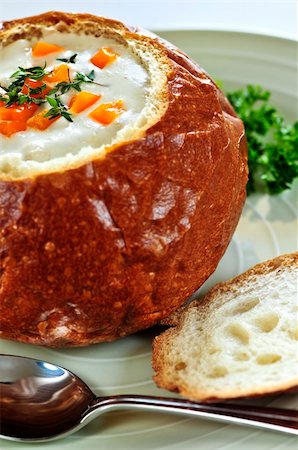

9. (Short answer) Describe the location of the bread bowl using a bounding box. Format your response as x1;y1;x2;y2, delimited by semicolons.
0;12;248;347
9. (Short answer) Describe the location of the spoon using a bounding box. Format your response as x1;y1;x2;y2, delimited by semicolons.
0;354;297;442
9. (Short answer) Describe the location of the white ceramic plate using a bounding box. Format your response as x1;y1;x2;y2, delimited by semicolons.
1;30;297;450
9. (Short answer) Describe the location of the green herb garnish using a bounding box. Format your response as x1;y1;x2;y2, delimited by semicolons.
48;70;98;96
19;83;48;106
0;86;22;106
57;53;78;63
0;64;49;106
0;64;101;122
227;84;298;195
10;64;48;82
44;96;73;122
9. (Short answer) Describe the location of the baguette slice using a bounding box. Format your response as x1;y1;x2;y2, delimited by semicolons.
153;253;298;402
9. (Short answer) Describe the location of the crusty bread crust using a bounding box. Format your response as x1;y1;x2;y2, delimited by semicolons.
152;253;298;402
0;12;247;346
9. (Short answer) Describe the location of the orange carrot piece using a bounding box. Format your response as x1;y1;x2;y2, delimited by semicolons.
69;91;101;114
27;110;59;130
44;64;70;83
90;47;118;69
32;41;65;57
22;78;51;98
0;120;27;137
89;100;124;125
0;103;38;121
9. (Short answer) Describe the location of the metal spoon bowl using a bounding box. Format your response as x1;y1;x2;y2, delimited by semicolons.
0;354;297;442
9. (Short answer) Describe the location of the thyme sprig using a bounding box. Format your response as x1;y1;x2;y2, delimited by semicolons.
0;86;22;106
0;64;102;121
10;64;49;83
44;96;73;122
0;64;49;106
48;70;98;96
57;53;78;63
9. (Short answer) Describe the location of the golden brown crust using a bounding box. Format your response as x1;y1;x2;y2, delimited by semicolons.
1;11;133;42
152;253;298;402
192;252;298;313
0;12;247;346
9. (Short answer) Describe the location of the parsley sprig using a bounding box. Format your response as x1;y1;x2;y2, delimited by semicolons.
227;85;298;195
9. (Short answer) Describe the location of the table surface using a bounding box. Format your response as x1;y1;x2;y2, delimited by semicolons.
0;0;297;39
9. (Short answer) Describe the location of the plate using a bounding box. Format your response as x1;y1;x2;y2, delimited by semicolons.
1;30;297;450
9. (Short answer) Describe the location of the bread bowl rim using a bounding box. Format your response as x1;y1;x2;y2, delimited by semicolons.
0;11;174;182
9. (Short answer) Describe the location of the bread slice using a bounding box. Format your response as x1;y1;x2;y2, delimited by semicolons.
153;253;298;401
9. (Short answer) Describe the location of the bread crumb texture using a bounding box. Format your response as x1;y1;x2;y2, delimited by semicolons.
153;253;298;401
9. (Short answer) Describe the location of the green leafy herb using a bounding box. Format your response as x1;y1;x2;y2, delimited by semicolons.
57;53;78;63
0;86;22;106
0;63;103;122
227;84;298;195
0;64;49;106
29;84;47;95
44;96;73;122
9;64;48;89
11;64;48;79
48;70;99;96
87;70;95;81
17;83;48;106
17;93;44;106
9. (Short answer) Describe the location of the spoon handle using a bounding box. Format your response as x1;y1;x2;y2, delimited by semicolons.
88;395;298;435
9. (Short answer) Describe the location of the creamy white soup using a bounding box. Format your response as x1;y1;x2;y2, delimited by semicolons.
0;30;151;176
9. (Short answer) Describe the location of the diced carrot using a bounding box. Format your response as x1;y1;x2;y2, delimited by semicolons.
0;106;13;121
27;110;59;130
69;91;101;114
0;103;38;121
44;64;70;84
90;47;118;69
89;100;124;125
32;41;65;58
0;120;27;137
21;78;51;98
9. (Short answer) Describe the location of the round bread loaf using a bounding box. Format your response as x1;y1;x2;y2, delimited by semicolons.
0;12;248;347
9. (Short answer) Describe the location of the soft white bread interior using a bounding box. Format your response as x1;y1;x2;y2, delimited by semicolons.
153;253;298;401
